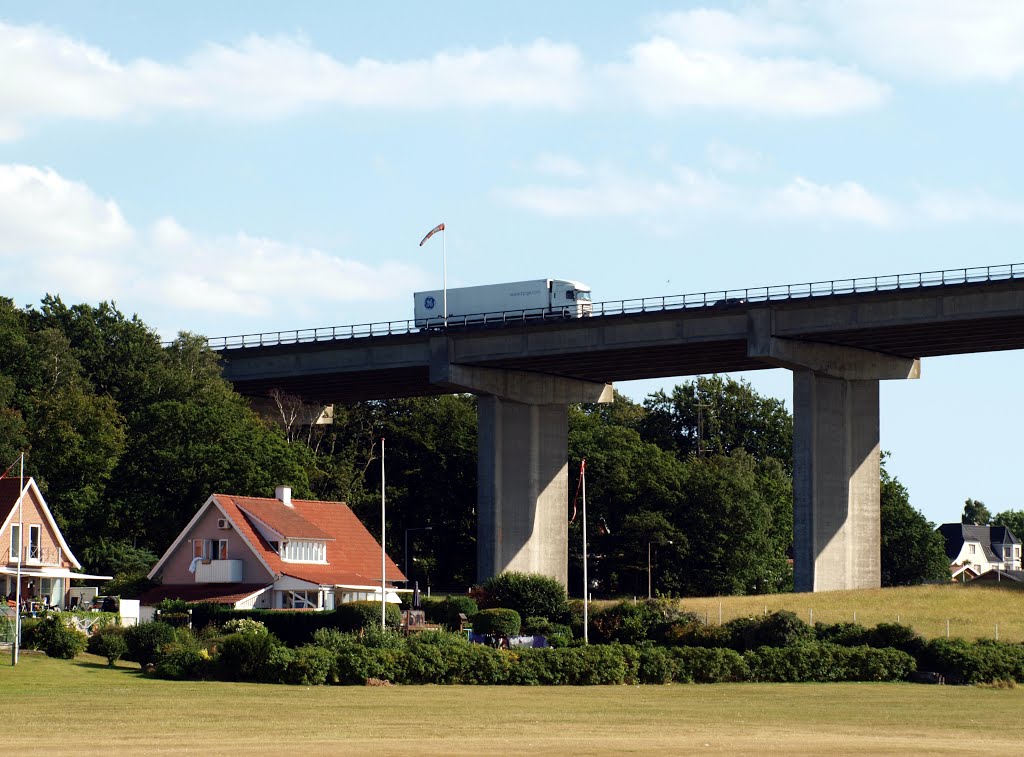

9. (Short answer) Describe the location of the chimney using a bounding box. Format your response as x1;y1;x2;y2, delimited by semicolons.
275;485;292;507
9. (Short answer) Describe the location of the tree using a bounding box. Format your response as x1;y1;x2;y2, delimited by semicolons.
992;509;1024;538
962;498;991;526
640;376;792;467
880;460;950;586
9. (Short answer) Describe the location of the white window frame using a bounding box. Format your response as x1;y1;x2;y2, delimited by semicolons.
218;539;229;560
27;524;41;563
9;523;20;563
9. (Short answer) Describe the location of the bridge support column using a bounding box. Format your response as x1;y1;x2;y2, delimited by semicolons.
430;345;612;587
748;310;920;592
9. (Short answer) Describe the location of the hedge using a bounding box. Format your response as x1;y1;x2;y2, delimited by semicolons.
476;572;568;622
471;608;522;637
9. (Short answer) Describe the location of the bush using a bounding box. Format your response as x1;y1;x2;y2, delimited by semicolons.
919;638;1024;684
815;622;871;647
506;645;638;685
589;600;686;645
286;645;337;685
637;645;675;684
218;630;292;683
89;626;129;666
334;646;407;685
744;641;916;683
672;647;749;683
522;616;572;638
18;617;46;650
868;623;926;657
37;616;88;659
725;611;814;652
438;595;478;630
332;601;402;633
471;609;522;638
476;572;568;622
154;647;209;680
124;622;176;668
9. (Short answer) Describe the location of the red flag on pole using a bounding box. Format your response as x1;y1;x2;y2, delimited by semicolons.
569;459;586;523
419;222;445;247
0;457;18;481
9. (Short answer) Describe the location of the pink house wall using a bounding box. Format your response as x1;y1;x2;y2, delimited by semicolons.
2;488;74;569
158;502;275;585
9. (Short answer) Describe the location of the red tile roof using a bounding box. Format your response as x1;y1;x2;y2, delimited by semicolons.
0;477;27;515
214;494;405;586
138;583;270;607
232;498;332;540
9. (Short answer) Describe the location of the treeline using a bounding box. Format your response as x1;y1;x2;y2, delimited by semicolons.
0;296;951;594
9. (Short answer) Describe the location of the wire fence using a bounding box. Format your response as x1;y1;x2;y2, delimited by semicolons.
205;262;1024;351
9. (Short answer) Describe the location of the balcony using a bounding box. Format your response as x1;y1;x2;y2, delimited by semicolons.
195;559;244;583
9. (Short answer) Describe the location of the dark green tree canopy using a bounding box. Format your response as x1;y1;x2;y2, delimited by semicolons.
962;498;991;526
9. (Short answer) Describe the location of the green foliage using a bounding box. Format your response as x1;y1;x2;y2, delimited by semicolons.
814;622;871;647
880;460;949;585
589;599;688;645
36;616;88;659
437;595;478;630
332;601;402;632
724;611;815;652
522;616;572;638
286;645;337;685
477;571;568;622
471;608;522;637
218;630;292;683
992;509;1024;538
222;617;268;636
124;622;176;667
744;642;915;683
919;638;1024;684
867;623;926;657
18;618;45;649
962;498;991;526
86;624;129;664
671;647;750;683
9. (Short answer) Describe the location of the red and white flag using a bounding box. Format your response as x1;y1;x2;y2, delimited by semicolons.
419;222;445;247
569;459;586;524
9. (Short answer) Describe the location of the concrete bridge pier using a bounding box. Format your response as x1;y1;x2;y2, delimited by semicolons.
431;340;612;586
748;311;920;592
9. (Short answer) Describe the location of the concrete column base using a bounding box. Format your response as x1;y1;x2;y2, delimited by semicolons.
477;396;569;586
793;371;881;592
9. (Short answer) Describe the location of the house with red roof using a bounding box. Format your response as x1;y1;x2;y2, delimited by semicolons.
141;486;405;618
2;476;111;608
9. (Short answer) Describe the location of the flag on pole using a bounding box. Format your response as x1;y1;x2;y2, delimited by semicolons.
419;222;445;247
0;457;19;481
569;459;586;523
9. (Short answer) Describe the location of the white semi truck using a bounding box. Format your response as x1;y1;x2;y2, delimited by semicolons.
414;278;592;328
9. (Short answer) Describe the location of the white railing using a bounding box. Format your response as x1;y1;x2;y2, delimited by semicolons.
195;559;244;583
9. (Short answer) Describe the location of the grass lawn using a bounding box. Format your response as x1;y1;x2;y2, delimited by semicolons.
669;583;1024;641
3;652;1023;755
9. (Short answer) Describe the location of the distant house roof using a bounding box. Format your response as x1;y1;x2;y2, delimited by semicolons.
972;569;1024;583
147;491;405;589
937;523;1020;563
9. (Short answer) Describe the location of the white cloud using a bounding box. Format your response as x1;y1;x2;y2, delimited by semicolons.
824;0;1024;81
605;35;887;116
532;153;589;178
651;9;815;52
0;163;429;326
0;21;585;135
760;177;895;226
916;188;1024;222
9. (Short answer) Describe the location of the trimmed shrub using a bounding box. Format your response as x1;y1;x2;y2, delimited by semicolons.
18;617;46;650
506;645;638;685
672;647;749;683
815;622;871;647
90;627;129;666
744;641;915;683
334;646;407;685
919;638;1024;684
637;645;675;684
670;621;731;649
154;647;208;680
471;608;522;638
38;616;87;659
868;623;926;657
438;595;478;630
332;601;402;633
124;622;176;668
286;645;337;685
476;572;569;622
522;616;572;638
725;611;814;652
218;630;292;683
589;600;687;645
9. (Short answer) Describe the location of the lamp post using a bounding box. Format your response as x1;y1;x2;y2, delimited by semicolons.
647;539;673;599
404;526;433;584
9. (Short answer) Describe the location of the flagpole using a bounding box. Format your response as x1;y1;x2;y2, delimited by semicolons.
442;227;448;328
12;453;24;665
581;459;588;645
381;437;386;630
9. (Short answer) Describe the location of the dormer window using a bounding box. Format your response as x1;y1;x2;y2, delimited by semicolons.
280;540;327;563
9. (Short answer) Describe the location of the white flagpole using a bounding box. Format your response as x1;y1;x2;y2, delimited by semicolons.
13;452;24;665
442;226;448;327
581;459;589;645
380;438;387;629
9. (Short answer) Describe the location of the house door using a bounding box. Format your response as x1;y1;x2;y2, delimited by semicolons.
28;525;41;564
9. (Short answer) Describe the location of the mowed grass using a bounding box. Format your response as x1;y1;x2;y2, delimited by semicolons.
3;652;1024;756
671;582;1024;641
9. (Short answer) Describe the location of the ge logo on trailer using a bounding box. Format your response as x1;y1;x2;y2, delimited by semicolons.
424;296;436;310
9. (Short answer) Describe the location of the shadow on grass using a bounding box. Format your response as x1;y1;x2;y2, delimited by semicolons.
72;658;146;676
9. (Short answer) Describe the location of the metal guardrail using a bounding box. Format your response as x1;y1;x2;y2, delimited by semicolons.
207;263;1024;351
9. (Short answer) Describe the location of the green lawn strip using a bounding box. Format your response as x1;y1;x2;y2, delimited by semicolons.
3;653;1023;755
673;583;1024;641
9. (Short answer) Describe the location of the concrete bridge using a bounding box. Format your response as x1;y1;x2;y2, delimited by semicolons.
214;264;1024;592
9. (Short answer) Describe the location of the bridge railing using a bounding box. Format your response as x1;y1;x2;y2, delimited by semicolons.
207;262;1024;351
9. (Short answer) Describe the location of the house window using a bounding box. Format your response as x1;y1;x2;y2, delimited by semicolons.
280;540;326;563
217;540;229;560
9;523;20;563
193;539;212;561
28;525;41;562
1005;547;1012;559
1016;547;1021;559
968;544;976;554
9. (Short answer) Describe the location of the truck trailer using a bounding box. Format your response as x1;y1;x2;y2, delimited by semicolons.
414;278;592;328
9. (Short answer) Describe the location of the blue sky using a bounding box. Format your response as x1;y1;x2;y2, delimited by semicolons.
2;2;1023;526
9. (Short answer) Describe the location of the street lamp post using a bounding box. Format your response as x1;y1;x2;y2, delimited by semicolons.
647;539;673;599
404;526;433;583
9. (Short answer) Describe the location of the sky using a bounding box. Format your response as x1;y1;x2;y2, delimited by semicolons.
1;1;1023;527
